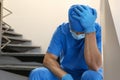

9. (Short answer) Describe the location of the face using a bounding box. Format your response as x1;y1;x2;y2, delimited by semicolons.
70;29;85;40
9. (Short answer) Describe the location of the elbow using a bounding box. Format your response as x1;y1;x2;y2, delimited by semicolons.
43;53;58;67
88;61;102;71
43;59;46;66
90;65;101;71
43;57;49;67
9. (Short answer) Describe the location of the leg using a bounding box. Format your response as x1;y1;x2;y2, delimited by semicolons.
29;67;59;80
81;70;103;80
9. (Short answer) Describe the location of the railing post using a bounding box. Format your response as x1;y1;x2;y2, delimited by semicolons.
0;0;3;54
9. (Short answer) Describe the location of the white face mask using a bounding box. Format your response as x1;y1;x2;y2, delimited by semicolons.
70;30;85;40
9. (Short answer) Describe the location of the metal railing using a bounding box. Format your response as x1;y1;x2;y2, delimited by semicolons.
3;7;12;18
0;1;13;49
1;36;11;49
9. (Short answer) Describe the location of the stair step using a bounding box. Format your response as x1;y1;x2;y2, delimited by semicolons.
3;31;22;37
1;53;44;63
2;25;14;31
2;36;23;39
0;56;21;63
1;52;44;56
2;22;14;31
2;36;31;44
2;44;41;52
2;37;8;43
0;62;43;70
0;56;43;70
0;70;28;80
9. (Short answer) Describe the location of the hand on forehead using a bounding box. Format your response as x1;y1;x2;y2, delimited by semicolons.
69;4;96;16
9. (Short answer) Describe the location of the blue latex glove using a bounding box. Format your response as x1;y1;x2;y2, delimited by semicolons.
62;74;73;80
72;5;97;33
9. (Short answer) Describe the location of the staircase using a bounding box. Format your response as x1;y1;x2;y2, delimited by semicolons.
0;0;45;79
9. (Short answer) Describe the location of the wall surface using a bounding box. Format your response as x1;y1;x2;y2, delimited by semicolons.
108;0;120;45
3;0;100;53
101;0;120;80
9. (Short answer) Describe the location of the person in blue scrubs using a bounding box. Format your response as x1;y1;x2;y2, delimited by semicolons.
29;4;103;80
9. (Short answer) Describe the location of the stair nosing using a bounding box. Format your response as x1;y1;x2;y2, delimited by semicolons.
2;44;41;48
3;31;22;36
0;64;43;70
5;36;31;42
1;52;44;56
2;26;14;31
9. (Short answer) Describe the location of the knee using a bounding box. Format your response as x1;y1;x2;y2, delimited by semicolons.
81;70;103;80
29;67;49;80
30;67;47;76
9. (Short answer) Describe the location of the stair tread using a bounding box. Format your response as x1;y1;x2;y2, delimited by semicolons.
0;57;43;70
0;62;43;66
0;70;28;80
4;36;31;42
2;26;14;31
2;36;31;44
2;36;22;39
0;56;21;62
1;52;44;56
2;44;40;48
0;63;43;70
2;44;41;52
3;31;22;36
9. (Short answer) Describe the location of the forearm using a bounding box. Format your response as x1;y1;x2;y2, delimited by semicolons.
43;53;67;78
84;32;102;71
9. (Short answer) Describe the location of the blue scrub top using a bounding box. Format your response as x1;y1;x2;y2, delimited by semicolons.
47;23;102;76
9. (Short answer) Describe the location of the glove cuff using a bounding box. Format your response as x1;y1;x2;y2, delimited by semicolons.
62;74;73;80
85;24;96;33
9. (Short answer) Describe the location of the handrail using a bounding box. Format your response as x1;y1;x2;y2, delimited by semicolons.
0;0;3;53
0;1;13;50
2;21;12;32
1;22;12;49
3;7;12;18
1;36;11;49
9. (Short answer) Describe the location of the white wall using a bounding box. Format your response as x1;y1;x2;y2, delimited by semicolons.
3;0;100;53
101;0;120;80
108;0;120;45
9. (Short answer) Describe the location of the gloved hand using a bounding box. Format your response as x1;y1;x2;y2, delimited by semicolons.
72;5;97;33
62;74;73;80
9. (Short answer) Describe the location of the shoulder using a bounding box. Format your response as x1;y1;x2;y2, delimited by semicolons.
51;22;70;41
55;22;70;35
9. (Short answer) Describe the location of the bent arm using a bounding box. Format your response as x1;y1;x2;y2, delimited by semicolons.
84;32;102;71
43;53;67;78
